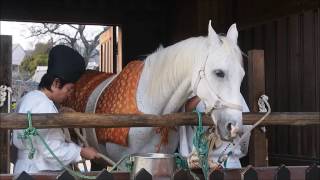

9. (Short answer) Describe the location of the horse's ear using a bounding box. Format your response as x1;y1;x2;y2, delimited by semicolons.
208;20;219;44
227;23;238;44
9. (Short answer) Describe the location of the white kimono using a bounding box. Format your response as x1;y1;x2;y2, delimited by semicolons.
13;90;82;175
179;95;251;168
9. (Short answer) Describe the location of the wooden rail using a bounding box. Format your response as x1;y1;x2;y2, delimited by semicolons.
0;112;319;129
0;165;318;180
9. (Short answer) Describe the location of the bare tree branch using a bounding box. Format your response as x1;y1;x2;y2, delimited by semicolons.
28;23;106;65
68;24;78;30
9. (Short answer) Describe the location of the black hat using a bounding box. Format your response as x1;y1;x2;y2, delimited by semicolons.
47;45;85;83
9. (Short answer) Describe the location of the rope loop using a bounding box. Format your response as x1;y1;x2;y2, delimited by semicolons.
17;111;38;159
175;153;189;170
0;85;12;112
0;85;11;106
174;153;200;180
192;110;209;180
18;112;97;179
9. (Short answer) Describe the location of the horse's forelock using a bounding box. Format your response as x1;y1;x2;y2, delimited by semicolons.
213;36;243;67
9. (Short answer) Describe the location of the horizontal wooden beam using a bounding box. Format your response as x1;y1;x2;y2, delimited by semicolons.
0;171;129;180
0;166;318;180
0;112;319;129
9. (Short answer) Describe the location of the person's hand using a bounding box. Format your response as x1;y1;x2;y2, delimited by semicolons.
80;147;99;160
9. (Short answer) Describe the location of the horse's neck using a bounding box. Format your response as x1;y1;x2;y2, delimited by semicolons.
137;37;207;114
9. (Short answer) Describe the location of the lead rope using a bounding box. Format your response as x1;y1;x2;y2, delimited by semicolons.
73;128;126;171
74;128;89;172
192;110;210;180
174;110;211;180
18;111;97;179
217;95;271;167
63;128;89;173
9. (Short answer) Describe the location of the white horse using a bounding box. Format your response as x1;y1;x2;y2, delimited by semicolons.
66;21;246;166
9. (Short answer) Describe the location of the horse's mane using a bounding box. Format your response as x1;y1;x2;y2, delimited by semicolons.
142;37;208;102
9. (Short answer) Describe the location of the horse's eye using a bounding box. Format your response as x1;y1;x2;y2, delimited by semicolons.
214;70;225;78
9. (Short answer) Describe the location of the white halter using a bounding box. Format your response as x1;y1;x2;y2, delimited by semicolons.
193;39;243;113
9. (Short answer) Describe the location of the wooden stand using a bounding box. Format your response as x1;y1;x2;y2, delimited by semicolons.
0;35;12;173
247;50;268;166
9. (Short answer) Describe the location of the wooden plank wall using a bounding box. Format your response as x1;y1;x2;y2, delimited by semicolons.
238;8;320;165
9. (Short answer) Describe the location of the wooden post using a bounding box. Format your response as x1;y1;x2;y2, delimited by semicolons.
247;50;268;166
117;26;123;73
113;25;117;73
0;35;12;173
99;27;114;73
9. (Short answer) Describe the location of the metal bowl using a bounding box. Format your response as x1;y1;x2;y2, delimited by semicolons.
130;153;176;180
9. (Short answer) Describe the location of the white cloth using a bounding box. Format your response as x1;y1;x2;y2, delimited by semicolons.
179;95;251;168
13;90;82;175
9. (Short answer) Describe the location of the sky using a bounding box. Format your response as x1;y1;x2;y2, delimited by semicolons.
0;21;106;50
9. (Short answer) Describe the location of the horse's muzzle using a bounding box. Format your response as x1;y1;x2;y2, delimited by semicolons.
219;120;242;141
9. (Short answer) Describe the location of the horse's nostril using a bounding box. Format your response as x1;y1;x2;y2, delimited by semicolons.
226;123;232;131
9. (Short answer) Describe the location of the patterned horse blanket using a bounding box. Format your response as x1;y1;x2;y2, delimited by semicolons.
64;61;143;146
95;61;144;146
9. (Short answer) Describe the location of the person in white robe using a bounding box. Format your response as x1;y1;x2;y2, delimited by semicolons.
13;45;99;175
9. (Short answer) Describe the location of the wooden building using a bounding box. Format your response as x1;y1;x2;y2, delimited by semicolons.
0;0;319;173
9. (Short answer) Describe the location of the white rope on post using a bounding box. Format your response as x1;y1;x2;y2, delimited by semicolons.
258;95;268;113
217;94;271;165
258;95;268;133
230;95;270;152
0;85;12;113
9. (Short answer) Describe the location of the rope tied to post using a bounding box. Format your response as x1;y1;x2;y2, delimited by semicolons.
0;85;12;112
192;110;210;180
18;111;97;179
175;153;200;180
173;110;214;180
17;112;38;159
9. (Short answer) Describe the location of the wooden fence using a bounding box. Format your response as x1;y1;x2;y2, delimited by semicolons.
0;165;319;180
0;112;319;129
0;111;319;179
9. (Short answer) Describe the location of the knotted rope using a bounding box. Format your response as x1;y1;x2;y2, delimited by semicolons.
18;111;97;179
17;112;37;159
192;110;210;180
0;85;12;112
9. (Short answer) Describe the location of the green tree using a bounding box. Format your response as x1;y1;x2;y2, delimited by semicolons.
20;41;52;76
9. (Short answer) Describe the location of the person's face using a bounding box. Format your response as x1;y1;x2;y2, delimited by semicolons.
51;79;74;103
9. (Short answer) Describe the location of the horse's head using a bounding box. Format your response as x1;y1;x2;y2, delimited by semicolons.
192;21;244;141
